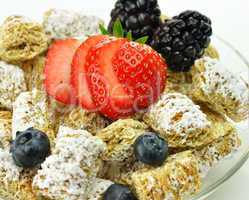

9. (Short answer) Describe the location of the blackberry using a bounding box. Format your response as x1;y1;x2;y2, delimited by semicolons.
151;10;212;72
108;0;162;41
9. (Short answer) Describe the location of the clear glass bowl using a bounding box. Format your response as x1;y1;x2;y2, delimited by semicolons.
0;36;248;200
189;36;249;200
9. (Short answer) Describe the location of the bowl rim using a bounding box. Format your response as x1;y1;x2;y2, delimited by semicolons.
190;35;249;200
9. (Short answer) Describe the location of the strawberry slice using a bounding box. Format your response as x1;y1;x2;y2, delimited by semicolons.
85;38;134;119
44;38;81;105
71;35;107;110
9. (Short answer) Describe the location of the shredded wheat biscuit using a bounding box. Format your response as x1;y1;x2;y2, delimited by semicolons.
0;61;27;110
144;93;236;148
0;111;12;119
194;131;241;178
12;90;56;143
33;126;106;200
96;119;148;164
19;56;46;91
192;57;249;122
43;9;104;40
87;178;113;200
59;107;109;135
165;71;193;97
131;151;201;200
143;93;210;148
0;111;12;149
192;103;236;147
0;16;49;62
0;149;40;200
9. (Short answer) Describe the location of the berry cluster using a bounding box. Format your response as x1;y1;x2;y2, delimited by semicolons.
108;0;213;72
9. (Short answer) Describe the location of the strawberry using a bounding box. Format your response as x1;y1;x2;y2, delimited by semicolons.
85;38;167;120
71;35;107;110
85;37;135;119
44;38;81;105
112;41;167;109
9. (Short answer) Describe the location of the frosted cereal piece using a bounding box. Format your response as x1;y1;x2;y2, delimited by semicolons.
87;178;113;200
12;90;55;142
144;93;236;148
33;126;106;200
0;150;37;200
204;44;220;59
164;71;193;97
0;61;27;110
0;111;12;149
43;9;104;40
60;107;109;135
20;56;46;91
33;155;91;200
0;169;38;200
0;111;12;119
96;119;148;164
0;16;49;62
143;93;211;148
189;103;236;149
194;131;241;178
0;149;21;182
192;57;249;122
55;126;106;173
131;151;201;200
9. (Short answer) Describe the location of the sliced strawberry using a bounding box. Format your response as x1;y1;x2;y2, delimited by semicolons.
71;35;107;110
112;41;167;109
44;39;81;105
85;38;134;119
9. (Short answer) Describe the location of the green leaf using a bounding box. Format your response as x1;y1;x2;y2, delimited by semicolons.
113;18;124;38
99;24;109;35
135;36;149;44
126;31;133;41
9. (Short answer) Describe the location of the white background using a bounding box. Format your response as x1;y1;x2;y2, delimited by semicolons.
0;0;248;199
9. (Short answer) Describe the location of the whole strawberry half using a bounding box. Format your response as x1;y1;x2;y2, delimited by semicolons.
113;41;167;109
44;38;81;105
85;37;167;120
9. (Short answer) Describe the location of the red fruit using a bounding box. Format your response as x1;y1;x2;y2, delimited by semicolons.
71;35;107;110
113;41;167;109
85;38;134;119
44;38;81;105
86;39;167;120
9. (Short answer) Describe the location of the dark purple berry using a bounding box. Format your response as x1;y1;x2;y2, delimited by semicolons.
151;10;212;72
108;0;162;42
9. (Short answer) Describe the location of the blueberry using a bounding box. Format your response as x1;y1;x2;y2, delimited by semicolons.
10;127;51;168
134;132;168;166
103;184;137;200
